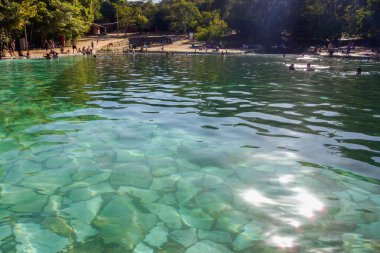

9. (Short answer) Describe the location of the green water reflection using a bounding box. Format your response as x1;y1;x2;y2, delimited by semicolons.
0;54;379;252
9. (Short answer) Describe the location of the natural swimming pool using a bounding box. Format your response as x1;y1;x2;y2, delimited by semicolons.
0;54;379;252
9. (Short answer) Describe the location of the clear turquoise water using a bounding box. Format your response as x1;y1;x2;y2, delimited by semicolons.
0;54;379;252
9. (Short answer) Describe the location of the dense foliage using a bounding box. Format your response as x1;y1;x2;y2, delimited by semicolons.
1;0;379;48
1;0;101;45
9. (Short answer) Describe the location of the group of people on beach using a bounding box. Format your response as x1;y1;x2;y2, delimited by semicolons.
72;40;97;55
42;40;97;59
0;39;16;59
0;37;99;60
328;40;356;56
0;39;34;60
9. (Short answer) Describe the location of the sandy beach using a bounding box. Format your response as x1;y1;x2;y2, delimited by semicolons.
26;35;127;58
3;33;379;60
146;39;244;54
0;34;127;60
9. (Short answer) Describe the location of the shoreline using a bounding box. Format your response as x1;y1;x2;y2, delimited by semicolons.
1;34;379;61
2;49;379;62
108;50;380;61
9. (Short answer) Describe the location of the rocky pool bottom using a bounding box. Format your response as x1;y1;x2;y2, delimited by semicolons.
0;54;379;252
1;122;379;253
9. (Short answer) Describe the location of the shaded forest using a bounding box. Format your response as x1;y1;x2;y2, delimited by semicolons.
1;0;380;48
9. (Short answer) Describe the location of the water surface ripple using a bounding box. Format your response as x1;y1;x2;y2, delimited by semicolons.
0;54;379;252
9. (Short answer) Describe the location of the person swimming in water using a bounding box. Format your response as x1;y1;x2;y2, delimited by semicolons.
306;63;315;71
289;64;295;70
356;67;362;75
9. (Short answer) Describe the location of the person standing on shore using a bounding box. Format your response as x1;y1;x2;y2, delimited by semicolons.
72;41;77;53
328;41;334;56
9;40;15;57
51;41;56;52
44;40;49;52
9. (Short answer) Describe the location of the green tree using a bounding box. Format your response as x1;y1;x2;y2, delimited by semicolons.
0;0;38;35
195;11;228;42
365;0;380;44
168;0;201;33
25;0;101;44
133;7;149;33
225;0;300;46
115;2;134;34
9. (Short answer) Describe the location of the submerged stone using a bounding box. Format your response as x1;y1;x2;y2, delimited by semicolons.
93;149;117;168
175;178;201;204
0;225;12;241
158;193;177;205
1;184;48;213
134;243;154;253
147;157;177;176
110;164;152;188
232;221;263;251
169;228;197;248
203;174;225;186
334;191;351;200
176;158;200;172
150;174;181;192
71;219;98;242
178;207;214;230
145;146;173;158
232;232;254;251
46;156;72;169
216;210;248;233
115;149;146;162
66;238;105;253
186;240;232;253
3;160;42;184
69;183;114;202
235;167;266;185
44;195;63;214
144;203;182;229
93;195;157;250
66;172;112;191
14;223;69;253
119;186;160;203
0;209;13;220
195;187;233;215
42;217;74;237
61;196;102;224
20;168;73;194
144;223;168;248
356;221;380;239
72;159;102;175
198;230;232;243
347;189;370;202
371;196;380;206
202;166;234;178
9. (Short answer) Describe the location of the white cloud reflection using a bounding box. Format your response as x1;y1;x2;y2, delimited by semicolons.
292;187;324;218
277;174;295;184
240;189;276;206
271;235;296;248
240;184;324;249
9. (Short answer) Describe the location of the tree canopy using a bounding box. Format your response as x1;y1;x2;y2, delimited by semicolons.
101;0;380;46
1;0;379;48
